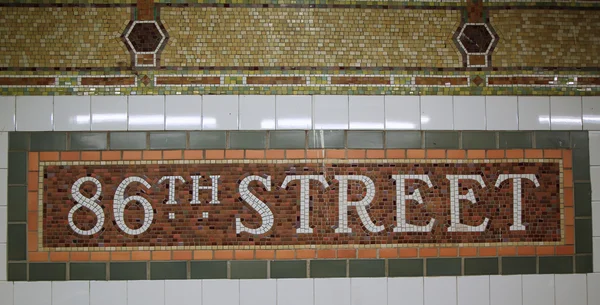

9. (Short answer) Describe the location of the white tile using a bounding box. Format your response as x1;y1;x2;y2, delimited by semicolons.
0;96;16;132
90;281;127;305
276;95;312;129
486;96;518;130
54;96;91;131
490;275;522;305
0;133;7;168
203;280;239;305
424;277;456;305
239;95;276;130
593;202;600;237
554;274;586;305
350;278;386;305
165;95;202;130
0;206;6;243
165;280;202;305
14;282;51;305
240;279;276;305
0;244;6;281
550;97;582;130
0;282;13;305
594;237;600;273
583;97;600;130
52;281;89;305
420;95;454;130
518;96;550;130
0;169;6;206
91;96;128;131
590;132;600;166
128;96;165;131
314;278;350;305
313;95;349;129
458;276;489;305
16;96;53;131
276;279;313;305
522;274;554;305
388;277;423;305
453;96;486;130
589;273;600;305
127;280;165;305
591;167;600;201
202;95;239;130
349;96;384;129
384;96;420;130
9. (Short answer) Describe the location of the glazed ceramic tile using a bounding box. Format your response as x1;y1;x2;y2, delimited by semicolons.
14;282;51;305
518;96;550;130
51;281;90;305
420;95;453;130
202;95;238;130
165;95;202;130
16;96;53;131
127;280;165;305
128;96;165;131
490;275;522;305
90;281;127;305
240;279;277;305
54;96;91;131
276;279;313;305
425;277;457;305
486;96;518;130
522;275;554;305
276;95;312;130
384;96;420;130
388;277;423;305
91;96;128;131
550;97;582;130
458;276;490;305
202;280;240;305
554;274;587;305
454;96;486;130
350;278;387;305
315;278;351;305
349;96;384;130
239;95;276;130
0;96;15;132
583;97;600;130
313;95;349;129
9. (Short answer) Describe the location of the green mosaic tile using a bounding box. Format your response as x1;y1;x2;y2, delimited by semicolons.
573;148;590;181
110;262;147;280
570;132;589;150
575;219;593;254
149;132;187;150
7;152;26;185
310;260;346;278
347;131;384;149
308;130;345;149
349;259;385;277
191;261;227;279
30;132;66;151
110;132;147;150
7;224;26;261
269;131;306;149
29;263;66;281
7;186;26;222
502;257;536;275
574;183;592;217
70;263;107;280
464;258;499;275
575;255;593;273
270;260;307;278
535;131;570;149
388;259;424;277
229;131;267;149
8;132;29;151
386;131;422;149
230;261;268;279
539;256;573;274
426;258;461;276
7;263;27;281
151;262;187;280
462;131;496;149
189;131;227;149
424;132;459;149
499;132;532;149
69;132;108;150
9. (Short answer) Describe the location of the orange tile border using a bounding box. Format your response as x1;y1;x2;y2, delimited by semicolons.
276;250;296;259
544;149;562;158
536;246;555;255
27;191;38;212
439;248;458;257
245;150;265;159
81;151;101;161
556;245;574;255
27;172;38;191
214;250;234;260
347;149;366;159
325;149;345;159
29;252;49;262
459;247;477;257
143;151;162;160
27;232;37;251
173;251;193;260
419;248;438;257
102;151;121;161
184;150;203;160
479;248;497;256
225;150;244;159
60;151;80;161
193;250;213;260
266;150;285;159
152;251;171;260
505;149;524;158
49;252;70;262
163;150;182;160
486;150;505;158
39;152;59;161
27;212;37;231
28;152;39;171
426;149;445;159
386;149;405;158
131;251;151;261
306;150;325;159
358;249;377;258
255;250;275;259
447;150;465;159
517;246;536;256
498;246;517;256
337;249;357;258
564;170;573;187
399;248;418;258
111;252;131;261
563;150;572;168
317;249;336;258
407;149;425;158
524;149;543;158
467;150;485;159
205;150;225;160
564;188;574;207
296;249;316;259
70;252;91;261
90;252;110;261
379;248;399;258
366;149;385;159
122;151;142;160
286;150;305;159
235;250;255;260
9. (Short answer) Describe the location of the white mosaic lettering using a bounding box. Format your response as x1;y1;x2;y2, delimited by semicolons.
281;175;329;234
392;175;435;232
494;174;540;231
114;176;154;235
190;175;220;204
236;175;274;235
447;175;489;232
334;175;383;233
69;177;105;236
158;176;185;204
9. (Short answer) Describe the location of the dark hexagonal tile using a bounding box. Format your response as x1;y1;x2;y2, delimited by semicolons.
459;24;493;53
125;22;165;53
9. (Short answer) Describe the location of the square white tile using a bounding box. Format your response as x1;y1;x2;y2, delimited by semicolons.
0;96;15;132
490;275;522;305
420;95;453;130
127;280;165;305
593;202;600;237
486;96;518;130
276;95;312;129
0;206;6;243
90;281;127;305
350;278;386;305
14;282;51;305
239;95;276;130
54;96;91;131
550;97;582;130
384;96;420;130
554;274;586;305
518;96;550;130
240;279;276;305
16;96;53;131
203;95;239;130
349;96;384;129
203;280;239;305
52;281;89;305
583;97;600;130
454;96;486;130
314;278;350;305
128;96;165;131
589;273;600;305
589;132;600;166
458;275;489;305
276;279;313;305
0;132;7;168
0;282;13;305
313;95;349;129
522;274;554;305
0;244;6;281
590;167;600;201
91;96;128;131
594;237;600;272
165;280;202;305
165;95;202;130
424;277;456;305
388;277;423;305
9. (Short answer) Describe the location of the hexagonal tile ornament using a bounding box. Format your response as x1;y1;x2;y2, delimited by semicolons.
453;23;498;68
122;20;168;67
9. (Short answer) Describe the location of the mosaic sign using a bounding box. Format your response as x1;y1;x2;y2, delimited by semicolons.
39;159;563;251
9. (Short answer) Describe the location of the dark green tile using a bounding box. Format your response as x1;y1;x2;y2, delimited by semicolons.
308;130;345;149
70;263;107;280
570;131;589;150
270;260;307;278
151;262;187;280
349;259;385;277
7;224;26;261
574;183;592;217
499;132;532;149
310;260;346;278
535;131;570;149
426;258;461;276
9;133;29;151
230;261;267;279
191;261;227;279
29;263;66;281
189;131;227;149
502;257;536;275
573;148;590;181
269;131;305;149
464;258;499;275
30;132;66;151
8;263;27;281
70;132;108;150
149;132;187;149
462;131;496;149
575;255;593;273
7;186;26;222
7;152;26;185
425;132;459;149
347;131;384;149
109;132;147;150
386;131;422;149
229;131;266;149
575;219;592;254
110;262;147;280
539;256;573;274
388;259;423;277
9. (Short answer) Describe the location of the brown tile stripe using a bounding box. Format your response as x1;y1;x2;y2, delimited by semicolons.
488;76;555;86
330;76;390;85
469;55;486;66
137;0;154;21
246;76;305;85
415;76;468;86
136;54;155;65
0;77;55;86
156;76;221;85
80;77;136;86
577;77;600;86
467;0;484;22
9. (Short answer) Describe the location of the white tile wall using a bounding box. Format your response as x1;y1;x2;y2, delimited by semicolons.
384;96;420;130
420;95;453;130
53;96;91;131
490;275;522;305
583;97;600;130
276;95;312;130
550;97;583;130
0;282;13;305
240;279;276;305
91;96;128;131
239;95;275;130
486;96;518;130
128;96;165;131
349;96;385;129
202;95;238;130
90;281;127;305
165;95;202;131
128;280;165;305
454;96;486;130
522;274;554;305
164;280;202;305
555;274;587;305
388;277;423;305
589;273;600;305
314;278;350;305
458;275;489;305
313;95;349;129
0;132;7;168
0;206;6;243
0;96;15;132
276;279;313;305
52;281;89;305
350;278;386;305
203;280;239;305
518;96;550;130
16;96;53;131
0;244;6;281
14;282;51;305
